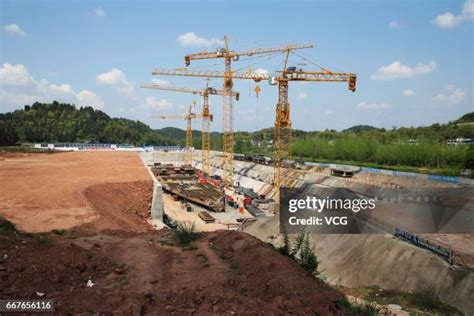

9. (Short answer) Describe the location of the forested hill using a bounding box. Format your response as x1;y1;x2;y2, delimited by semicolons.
1;102;473;149
2;102;472;176
343;125;379;133
0;102;183;146
454;112;474;124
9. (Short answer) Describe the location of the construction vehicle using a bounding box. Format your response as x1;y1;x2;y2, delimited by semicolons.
151;101;208;166
141;83;239;175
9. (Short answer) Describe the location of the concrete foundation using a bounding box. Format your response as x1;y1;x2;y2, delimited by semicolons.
150;180;163;220
139;152;165;225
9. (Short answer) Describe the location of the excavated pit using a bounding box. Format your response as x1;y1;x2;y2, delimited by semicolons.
150;150;474;314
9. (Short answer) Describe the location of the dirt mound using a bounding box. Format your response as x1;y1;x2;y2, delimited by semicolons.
80;181;153;233
0;233;119;314
205;230;344;314
0;228;346;315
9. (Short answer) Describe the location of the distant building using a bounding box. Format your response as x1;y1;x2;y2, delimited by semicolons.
446;138;473;145
34;143;145;152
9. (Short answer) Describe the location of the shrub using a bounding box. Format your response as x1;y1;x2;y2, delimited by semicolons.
278;232;290;256
278;231;319;276
337;297;379;316
172;222;200;247
0;217;18;235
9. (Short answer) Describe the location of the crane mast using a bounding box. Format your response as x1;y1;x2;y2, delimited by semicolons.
153;49;357;212
182;36;313;186
151;102;205;166
141;84;239;175
222;37;234;186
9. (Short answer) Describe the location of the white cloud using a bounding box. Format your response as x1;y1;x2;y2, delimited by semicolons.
255;68;269;75
96;68;134;98
4;24;26;36
357;101;392;110
119;85;135;97
433;0;474;28
0;63;34;86
464;0;474;18
77;90;104;109
50;84;74;94
431;85;466;105
371;61;436;80
0;63;105;111
298;92;308;100
177;32;223;47
388;20;399;29
0;91;37;109
146;96;173;110
325;109;333;115
433;13;462;28
402;89;416;96
90;7;106;17
96;68;127;85
151;78;170;86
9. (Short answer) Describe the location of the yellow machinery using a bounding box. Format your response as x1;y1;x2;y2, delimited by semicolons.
151;102;208;166
141;83;239;175
152;45;356;208
181;36;313;186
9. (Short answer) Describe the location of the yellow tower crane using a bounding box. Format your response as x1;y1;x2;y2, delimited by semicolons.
182;36;313;186
151;102;208;166
152;66;356;208
141;83;239;175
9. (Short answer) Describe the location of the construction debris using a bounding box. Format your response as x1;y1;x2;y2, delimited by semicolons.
330;166;361;178
152;165;225;212
198;211;216;223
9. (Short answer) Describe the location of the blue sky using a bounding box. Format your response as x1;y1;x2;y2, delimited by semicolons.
1;0;473;131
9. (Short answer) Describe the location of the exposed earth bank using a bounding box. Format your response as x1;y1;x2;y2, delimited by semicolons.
0;227;346;315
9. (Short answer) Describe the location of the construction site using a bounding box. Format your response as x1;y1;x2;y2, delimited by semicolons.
1;33;473;315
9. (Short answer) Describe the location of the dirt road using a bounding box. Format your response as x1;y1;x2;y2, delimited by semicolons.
0;151;150;232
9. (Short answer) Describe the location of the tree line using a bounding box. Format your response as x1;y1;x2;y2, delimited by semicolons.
1;102;472;174
0;102;181;146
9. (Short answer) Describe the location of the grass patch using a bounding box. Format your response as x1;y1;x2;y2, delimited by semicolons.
346;286;462;315
175;255;184;264
366;287;462;315
51;229;76;239
0;217;77;245
51;229;66;235
0;217;18;236
103;275;129;290
218;252;228;260
230;259;239;273
182;245;198;251
159;239;173;246
337;297;379;316
294;156;465;177
196;253;209;267
0;146;58;154
172;222;200;247
36;234;54;246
